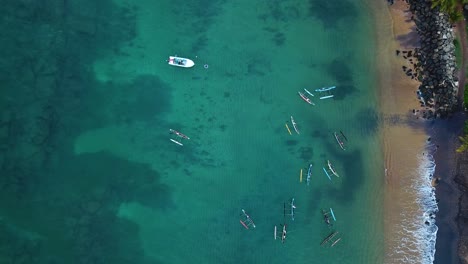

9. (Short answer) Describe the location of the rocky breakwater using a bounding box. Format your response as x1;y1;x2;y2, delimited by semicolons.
409;0;459;118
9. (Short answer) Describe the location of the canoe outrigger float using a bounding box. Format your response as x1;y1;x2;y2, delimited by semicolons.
323;167;332;180
170;129;190;140
240;209;256;229
298;91;315;105
334;132;346;150
285;123;292;135
170;138;183;146
340;131;348;142
306;164;312;186
304;88;315;97
331;237;342;247
290;116;300;134
320;95;334;100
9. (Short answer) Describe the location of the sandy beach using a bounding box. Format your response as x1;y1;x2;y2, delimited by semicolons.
371;0;435;262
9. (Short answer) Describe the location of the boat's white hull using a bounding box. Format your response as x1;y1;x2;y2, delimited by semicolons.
168;56;195;68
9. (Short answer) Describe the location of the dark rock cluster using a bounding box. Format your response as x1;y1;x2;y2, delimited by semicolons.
408;0;459;118
397;49;419;79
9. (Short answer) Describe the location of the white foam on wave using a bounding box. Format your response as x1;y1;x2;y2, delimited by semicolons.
388;143;438;264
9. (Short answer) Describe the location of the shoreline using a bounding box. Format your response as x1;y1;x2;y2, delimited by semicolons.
373;0;465;263
372;0;439;262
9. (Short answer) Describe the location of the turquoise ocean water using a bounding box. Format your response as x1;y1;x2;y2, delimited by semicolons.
0;0;385;263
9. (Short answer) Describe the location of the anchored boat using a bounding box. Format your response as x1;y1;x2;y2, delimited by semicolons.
281;224;287;243
321;231;339;246
170;129;190;140
240;209;256;229
290;116;300;134
334;132;346;150
273;224;287;243
327;160;340;177
307;164;312;186
298;91;315;105
315;86;336;92
322;208;337;227
290;198;296;221
167;56;195;68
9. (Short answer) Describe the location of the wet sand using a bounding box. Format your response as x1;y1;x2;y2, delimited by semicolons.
371;0;433;262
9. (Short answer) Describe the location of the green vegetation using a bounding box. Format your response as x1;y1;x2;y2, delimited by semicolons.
458;58;468;153
431;0;468;22
449;2;468;153
457;120;468;152
465;83;468;108
457;135;468;152
457;117;468;153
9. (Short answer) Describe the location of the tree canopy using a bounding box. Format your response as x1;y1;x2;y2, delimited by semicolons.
431;0;468;22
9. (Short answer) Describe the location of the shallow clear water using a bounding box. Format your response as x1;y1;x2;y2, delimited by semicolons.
0;0;386;263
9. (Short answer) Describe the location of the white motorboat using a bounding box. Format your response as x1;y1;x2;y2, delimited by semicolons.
167;56;195;68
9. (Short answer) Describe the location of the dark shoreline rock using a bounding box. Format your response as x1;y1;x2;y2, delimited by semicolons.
408;0;459;119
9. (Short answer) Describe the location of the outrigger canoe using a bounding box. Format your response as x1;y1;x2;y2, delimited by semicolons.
240;209;256;229
167;56;195;68
281;224;287;243
298;91;315;105
307;164;312;186
321;231;339;246
291;116;300;134
170;129;190;140
315;86;336;92
290;116;300;134
327;160;340;177
334;132;345;150
290;198;296;221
